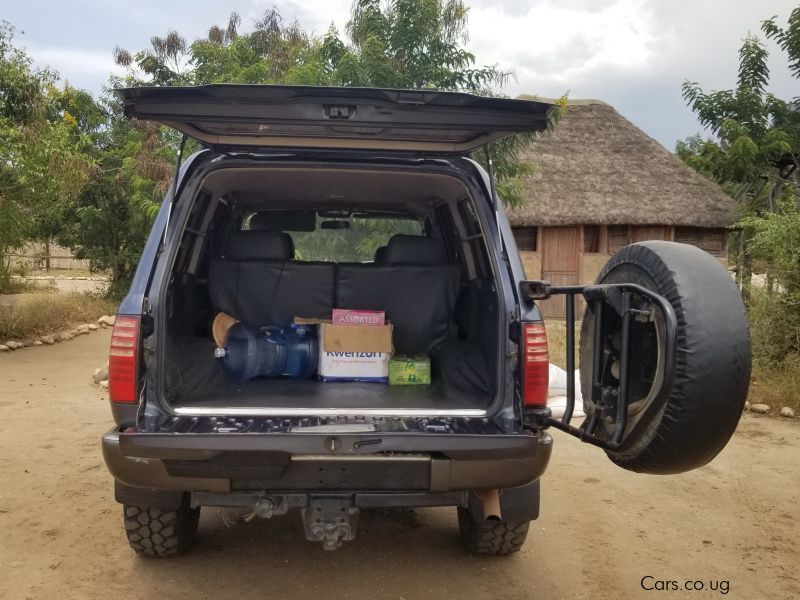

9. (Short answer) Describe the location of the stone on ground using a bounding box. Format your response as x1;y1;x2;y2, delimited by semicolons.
93;366;109;384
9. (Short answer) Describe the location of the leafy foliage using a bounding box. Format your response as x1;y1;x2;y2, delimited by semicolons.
0;22;96;287
291;216;422;262
679;6;800;370
334;0;510;90
762;7;800;80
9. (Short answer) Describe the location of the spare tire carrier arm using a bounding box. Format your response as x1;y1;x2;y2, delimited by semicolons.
519;281;678;451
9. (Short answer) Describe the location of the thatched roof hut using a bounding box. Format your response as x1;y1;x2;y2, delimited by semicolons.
507;99;736;228
507;99;737;317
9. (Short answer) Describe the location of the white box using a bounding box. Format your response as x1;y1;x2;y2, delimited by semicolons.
317;323;392;383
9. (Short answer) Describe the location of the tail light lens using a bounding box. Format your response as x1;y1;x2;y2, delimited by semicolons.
522;322;549;407
109;316;140;404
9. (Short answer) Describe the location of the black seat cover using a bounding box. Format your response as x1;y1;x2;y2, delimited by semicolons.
209;231;334;326
373;245;388;264
336;235;460;354
225;229;294;260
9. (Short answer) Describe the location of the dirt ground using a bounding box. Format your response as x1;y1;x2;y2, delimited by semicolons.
0;331;798;600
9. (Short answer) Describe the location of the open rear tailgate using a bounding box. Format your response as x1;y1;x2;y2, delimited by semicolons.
117;84;553;153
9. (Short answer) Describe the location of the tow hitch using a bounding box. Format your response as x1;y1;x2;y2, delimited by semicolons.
193;492;360;550
520;281;678;451
302;497;359;551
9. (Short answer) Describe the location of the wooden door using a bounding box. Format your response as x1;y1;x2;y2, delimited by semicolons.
538;227;580;319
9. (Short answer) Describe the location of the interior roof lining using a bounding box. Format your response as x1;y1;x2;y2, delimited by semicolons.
200;166;472;211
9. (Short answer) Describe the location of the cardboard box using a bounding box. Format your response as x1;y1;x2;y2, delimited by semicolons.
332;308;385;326
319;324;393;382
299;319;393;383
388;355;431;385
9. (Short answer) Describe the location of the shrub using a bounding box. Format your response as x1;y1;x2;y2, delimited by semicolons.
0;293;117;340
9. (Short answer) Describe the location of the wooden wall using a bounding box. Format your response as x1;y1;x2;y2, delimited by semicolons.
513;224;728;318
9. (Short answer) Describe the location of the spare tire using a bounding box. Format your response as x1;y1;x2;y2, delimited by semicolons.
579;241;750;474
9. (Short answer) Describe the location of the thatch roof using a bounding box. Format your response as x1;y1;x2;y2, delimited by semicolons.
506;99;737;228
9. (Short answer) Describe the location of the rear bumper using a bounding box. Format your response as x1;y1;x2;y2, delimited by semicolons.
102;426;552;494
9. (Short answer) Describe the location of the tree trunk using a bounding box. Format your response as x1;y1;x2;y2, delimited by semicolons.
44;236;51;272
733;182;752;292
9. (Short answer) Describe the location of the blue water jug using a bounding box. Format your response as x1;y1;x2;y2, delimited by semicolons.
214;323;318;382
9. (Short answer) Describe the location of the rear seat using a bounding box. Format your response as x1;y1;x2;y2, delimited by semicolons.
208;230;335;326
209;232;460;354
336;235;461;354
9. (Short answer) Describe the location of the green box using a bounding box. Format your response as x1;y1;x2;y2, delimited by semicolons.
388;355;431;385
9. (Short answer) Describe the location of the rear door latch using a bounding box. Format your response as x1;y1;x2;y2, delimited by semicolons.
324;104;356;119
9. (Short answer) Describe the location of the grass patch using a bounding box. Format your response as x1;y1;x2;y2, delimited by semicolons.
0;279;37;294
27;268;106;279
749;355;800;412
0;293;117;340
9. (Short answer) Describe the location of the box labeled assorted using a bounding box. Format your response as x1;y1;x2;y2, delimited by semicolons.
388;355;431;385
331;309;386;326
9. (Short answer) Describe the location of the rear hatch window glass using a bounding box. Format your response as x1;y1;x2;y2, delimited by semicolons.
243;212;422;262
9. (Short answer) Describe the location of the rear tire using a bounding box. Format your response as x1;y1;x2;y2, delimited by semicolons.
580;241;751;474
123;502;200;558
457;507;529;555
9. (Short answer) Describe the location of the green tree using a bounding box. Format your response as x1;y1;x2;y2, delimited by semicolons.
113;30;192;86
680;8;800;286
0;21;46;274
679;6;800;363
0;22;96;282
330;0;509;90
191;10;326;85
59;92;175;295
682;33;796;211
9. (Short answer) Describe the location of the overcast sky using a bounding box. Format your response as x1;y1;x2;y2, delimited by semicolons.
5;0;798;149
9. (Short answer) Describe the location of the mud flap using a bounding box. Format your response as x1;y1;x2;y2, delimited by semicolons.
115;480;185;510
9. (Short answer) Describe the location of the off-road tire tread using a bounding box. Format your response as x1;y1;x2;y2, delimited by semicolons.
123;503;200;558
457;507;529;555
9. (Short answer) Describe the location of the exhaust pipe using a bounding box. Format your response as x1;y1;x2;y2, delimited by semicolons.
477;489;502;520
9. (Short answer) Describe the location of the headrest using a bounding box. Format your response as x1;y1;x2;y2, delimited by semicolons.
225;231;294;261
384;234;446;266
248;212;274;230
373;245;388;264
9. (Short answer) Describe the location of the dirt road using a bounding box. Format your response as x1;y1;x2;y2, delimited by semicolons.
1;331;797;600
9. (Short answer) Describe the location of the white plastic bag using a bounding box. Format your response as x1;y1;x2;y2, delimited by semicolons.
547;363;585;419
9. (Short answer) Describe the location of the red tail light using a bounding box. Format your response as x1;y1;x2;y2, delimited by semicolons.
522;322;549;407
109;316;140;404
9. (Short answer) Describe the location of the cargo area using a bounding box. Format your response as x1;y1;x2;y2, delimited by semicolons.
158;165;504;416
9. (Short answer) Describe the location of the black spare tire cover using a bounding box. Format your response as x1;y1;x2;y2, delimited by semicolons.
579;241;751;474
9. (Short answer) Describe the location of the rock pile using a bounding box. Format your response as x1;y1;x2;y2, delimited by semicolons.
0;315;116;353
